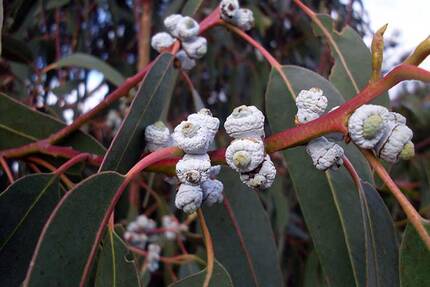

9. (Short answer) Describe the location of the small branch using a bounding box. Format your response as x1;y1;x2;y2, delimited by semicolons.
128;245;205;265
137;0;152;70
54;153;90;175
404;36;430;66
0;157;14;184
342;156;362;189
362;150;430;250
197;209;214;287
27;157;75;189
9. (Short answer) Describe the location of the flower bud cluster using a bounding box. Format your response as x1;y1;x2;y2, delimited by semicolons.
348;104;414;163
150;14;208;71
146;244;161;272
295;88;344;171
124;215;158;249
172;108;224;213
145;121;173;152
220;0;255;31
162;215;188;240
224;105;276;190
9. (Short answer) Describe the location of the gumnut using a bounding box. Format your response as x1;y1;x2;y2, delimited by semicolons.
176;50;196;70
172;120;211;154
145;121;173;152
176;153;211;185
175;184;203;214
239;155;276;190
306;137;344;171
225;138;265;172
182;36;208;59
151;32;176;52
202;179;224;206
224;105;265;139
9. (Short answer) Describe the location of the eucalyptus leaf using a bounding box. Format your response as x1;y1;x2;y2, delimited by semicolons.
0;174;60;286
204;169;284;287
181;0;204;16
24;172;125;286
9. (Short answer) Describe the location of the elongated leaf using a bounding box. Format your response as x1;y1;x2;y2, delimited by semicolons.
204;169;284;287
95;226;141;287
100;53;177;173
0;0;3;56
400;222;430;287
359;182;399;287
0;174;60;286
0;93;105;155
181;0;204;16
312;14;388;106
303;250;328;287
24;172;125;286
47;53;125;86
169;260;233;287
266;66;368;287
1;35;34;63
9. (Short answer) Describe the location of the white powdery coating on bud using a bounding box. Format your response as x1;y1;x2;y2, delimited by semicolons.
225;138;265;172
383;111;407;125
187;108;220;138
127;222;140;232
377;124;413;163
176;153;211;185
348;104;390;149
176;16;200;41
202;179;224;206
136;215;157;232
239;155;276;190
176;50;196;70
182;37;208;59
224;105;265;139
125;232;148;249
162;215;179;240
106;110;122;129
208;165;221;178
147;244;161;272
295;88;327;123
164;14;184;38
306;137;344;171
233;8;255;31
145;122;173;152
220;0;240;20
175;184;203;214
151;32;176;52
172;121;211;154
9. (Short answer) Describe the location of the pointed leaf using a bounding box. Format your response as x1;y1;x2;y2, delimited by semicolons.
181;0;204;16
204;169;284;287
303;250;328;287
169;260;233;287
312;14;388;106
266;66;369;287
400;221;430;287
100;53;177;173
46;53;125;86
0;174;60;286
95;226;141;287
0;93;105;155
24;172;125;286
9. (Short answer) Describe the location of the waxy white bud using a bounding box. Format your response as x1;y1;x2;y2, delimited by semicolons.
182;36;208;59
220;0;240;20
151;32;176;52
175;184;203;214
377;123;413;163
147;244;161;272
162;215;179;240
176;50;196;70
208;165;221;178
233;8;255;31
187;108;220;138
306;137;344;171
295;88;328;123
225;138;265;172
224;105;265;139
176;153;211;185
202;179;224;206
164;14;184;38
240;155;276;190
348;104;390;149
176;16;200;41
145;121;173;152
172;121;211;154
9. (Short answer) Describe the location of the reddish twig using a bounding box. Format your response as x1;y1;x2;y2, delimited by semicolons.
0;157;14;183
197;209;214;287
54;153;91;175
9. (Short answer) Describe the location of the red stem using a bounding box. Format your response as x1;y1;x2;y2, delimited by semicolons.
54;153;90;175
0;157;14;183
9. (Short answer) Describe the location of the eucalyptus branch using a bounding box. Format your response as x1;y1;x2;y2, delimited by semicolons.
197;209;215;287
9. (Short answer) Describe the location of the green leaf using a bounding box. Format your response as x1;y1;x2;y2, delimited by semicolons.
181;0;204;16
204;169;284;287
47;53;125;86
95;226;141;287
0;93;105;155
1;35;34;63
312;14;388;106
100;53;177;173
24;172;125;286
359;182;399;287
266;66;369;287
400;221;430;287
0;174;61;286
303;250;328;287
169;260;233;287
51;80;82;97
